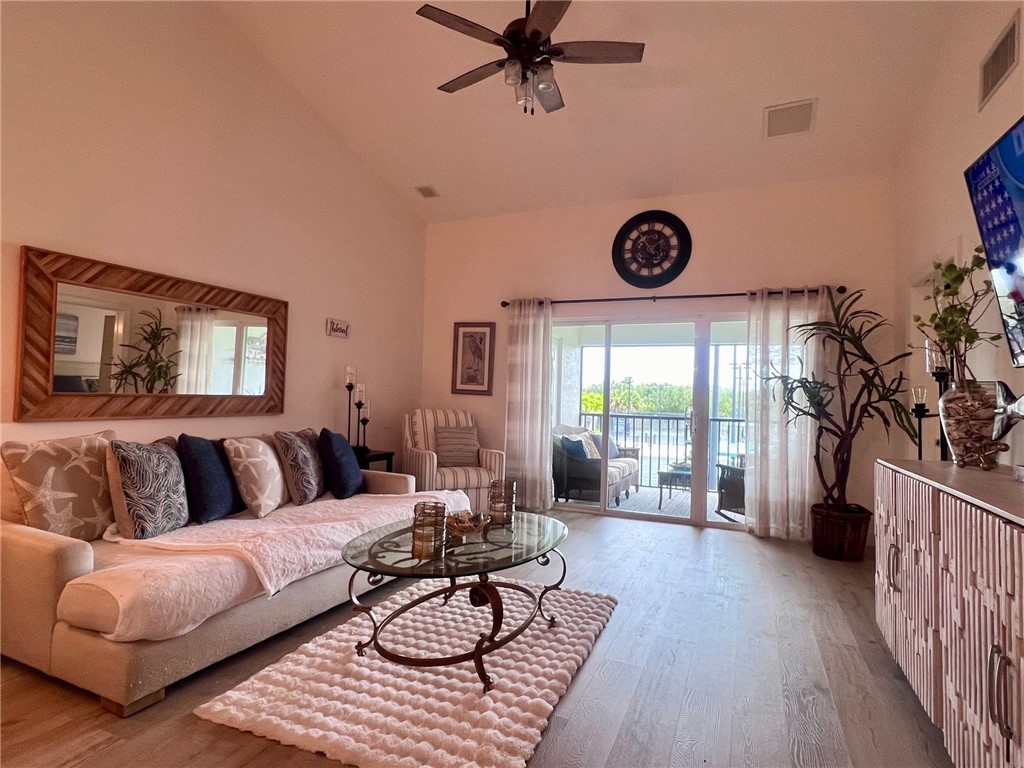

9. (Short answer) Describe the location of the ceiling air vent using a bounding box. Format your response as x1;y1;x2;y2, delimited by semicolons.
415;185;440;198
763;99;817;139
980;11;1019;110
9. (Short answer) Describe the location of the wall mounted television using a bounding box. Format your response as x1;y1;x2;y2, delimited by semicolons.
965;114;1024;368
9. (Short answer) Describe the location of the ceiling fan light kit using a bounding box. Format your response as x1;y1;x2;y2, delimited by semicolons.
416;0;645;115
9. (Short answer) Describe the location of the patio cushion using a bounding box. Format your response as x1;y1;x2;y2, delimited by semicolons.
560;435;590;460
606;458;639;485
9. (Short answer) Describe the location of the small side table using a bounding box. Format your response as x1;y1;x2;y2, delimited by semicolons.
657;466;692;510
357;449;394;472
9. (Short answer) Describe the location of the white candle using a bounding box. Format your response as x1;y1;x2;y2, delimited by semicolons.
345;366;356;385
355;384;366;403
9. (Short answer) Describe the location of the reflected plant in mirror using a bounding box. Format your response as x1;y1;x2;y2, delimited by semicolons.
110;309;181;394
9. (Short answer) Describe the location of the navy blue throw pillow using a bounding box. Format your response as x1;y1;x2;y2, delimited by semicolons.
178;434;246;524
318;428;366;499
561;435;590;460
607;439;621;459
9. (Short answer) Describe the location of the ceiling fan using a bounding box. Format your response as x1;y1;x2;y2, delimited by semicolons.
416;0;645;114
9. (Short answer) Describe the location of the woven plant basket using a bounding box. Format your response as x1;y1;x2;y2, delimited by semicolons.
810;502;872;562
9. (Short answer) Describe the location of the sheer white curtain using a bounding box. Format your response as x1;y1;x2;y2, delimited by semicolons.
505;298;554;510
175;306;218;394
744;287;827;539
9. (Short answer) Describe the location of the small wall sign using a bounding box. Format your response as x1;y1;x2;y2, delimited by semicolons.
326;318;350;338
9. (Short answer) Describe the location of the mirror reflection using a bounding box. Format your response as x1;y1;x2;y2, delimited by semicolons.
54;284;267;396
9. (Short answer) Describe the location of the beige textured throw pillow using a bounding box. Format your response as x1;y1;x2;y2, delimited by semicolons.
107;439;189;540
224;437;289;517
1;431;116;540
434;426;480;468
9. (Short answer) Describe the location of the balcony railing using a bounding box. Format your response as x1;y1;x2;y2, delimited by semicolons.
579;411;744;490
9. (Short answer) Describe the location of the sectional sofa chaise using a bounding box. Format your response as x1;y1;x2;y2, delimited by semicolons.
0;428;468;716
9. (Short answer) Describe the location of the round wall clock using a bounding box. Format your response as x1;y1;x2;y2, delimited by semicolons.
611;210;692;289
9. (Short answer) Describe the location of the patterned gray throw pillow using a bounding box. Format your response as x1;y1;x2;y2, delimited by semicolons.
273;428;324;505
107;440;189;540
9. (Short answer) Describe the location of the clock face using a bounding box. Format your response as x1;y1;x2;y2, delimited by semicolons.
611;210;692;288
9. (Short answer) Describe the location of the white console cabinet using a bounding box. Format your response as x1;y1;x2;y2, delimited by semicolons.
876;460;1024;768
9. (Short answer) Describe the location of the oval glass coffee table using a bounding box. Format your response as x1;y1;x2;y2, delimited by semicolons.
343;511;568;692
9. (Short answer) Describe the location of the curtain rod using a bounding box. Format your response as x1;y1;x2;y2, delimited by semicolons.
499;285;846;308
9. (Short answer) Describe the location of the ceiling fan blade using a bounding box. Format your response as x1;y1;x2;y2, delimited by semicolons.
536;78;565;113
550;41;645;64
525;0;572;41
437;59;507;93
416;5;506;46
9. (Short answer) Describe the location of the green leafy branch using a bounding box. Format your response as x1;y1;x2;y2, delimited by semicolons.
912;245;1001;387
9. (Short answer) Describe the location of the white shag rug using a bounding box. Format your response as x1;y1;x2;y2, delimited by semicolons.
194;578;617;768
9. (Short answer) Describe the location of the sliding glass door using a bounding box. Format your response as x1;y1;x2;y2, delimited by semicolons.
552;315;745;528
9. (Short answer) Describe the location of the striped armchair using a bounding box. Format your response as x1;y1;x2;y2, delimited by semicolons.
402;409;505;510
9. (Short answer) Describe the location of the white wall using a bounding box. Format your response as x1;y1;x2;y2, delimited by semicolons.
894;1;1024;465
423;173;905;508
1;3;426;451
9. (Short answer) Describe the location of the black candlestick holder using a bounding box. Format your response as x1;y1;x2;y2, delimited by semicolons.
346;382;354;442
931;365;951;462
352;403;368;466
911;402;933;461
354;400;364;443
359;416;369;450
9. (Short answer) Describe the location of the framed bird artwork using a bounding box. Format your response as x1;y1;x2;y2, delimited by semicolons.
452;322;496;395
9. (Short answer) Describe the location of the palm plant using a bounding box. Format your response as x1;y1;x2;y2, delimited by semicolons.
110;309;181;394
770;288;917;510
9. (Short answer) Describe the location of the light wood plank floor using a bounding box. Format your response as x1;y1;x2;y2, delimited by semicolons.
1;511;951;768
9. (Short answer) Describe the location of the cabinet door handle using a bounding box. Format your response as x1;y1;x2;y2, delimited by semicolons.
885;543;893;589
890;544;901;594
885;543;894;589
996;650;1013;740
989;644;1000;726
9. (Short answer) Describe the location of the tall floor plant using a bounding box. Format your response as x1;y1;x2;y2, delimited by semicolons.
769;288;916;559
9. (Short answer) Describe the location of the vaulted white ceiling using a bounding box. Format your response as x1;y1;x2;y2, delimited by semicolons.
219;1;963;223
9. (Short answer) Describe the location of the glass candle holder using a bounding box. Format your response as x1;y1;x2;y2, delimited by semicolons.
412;501;447;560
488;480;515;525
924;340;947;374
911;386;928;405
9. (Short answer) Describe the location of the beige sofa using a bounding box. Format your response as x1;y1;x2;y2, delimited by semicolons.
0;469;416;716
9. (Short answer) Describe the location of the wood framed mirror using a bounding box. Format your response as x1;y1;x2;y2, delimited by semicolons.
15;246;287;421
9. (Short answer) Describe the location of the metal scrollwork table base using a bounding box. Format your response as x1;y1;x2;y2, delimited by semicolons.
342;512;568;693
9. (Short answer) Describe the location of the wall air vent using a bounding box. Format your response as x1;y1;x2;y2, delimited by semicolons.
415;185;440;198
763;99;817;139
980;10;1019;110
